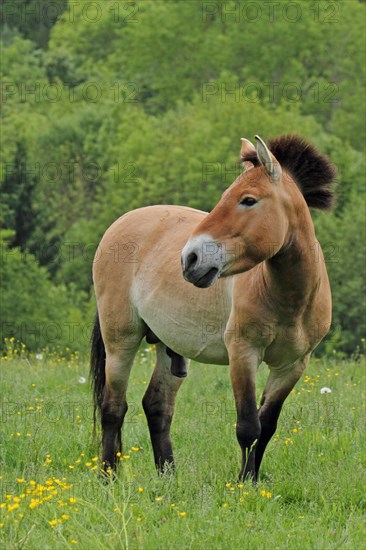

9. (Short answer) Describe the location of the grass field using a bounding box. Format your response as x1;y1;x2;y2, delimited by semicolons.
1;340;365;549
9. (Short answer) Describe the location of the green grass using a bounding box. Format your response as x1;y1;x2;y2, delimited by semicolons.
1;342;365;549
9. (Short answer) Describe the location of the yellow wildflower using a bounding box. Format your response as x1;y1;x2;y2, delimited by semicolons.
8;503;19;512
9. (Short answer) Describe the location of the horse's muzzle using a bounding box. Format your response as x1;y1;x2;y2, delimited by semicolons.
181;236;222;288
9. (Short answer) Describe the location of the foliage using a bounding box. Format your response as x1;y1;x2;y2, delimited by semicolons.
0;0;67;49
0;0;365;354
0;232;91;353
315;196;366;355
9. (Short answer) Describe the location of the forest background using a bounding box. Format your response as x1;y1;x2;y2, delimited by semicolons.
1;0;365;357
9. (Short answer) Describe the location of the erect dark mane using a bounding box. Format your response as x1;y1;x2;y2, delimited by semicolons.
268;135;336;210
241;151;260;167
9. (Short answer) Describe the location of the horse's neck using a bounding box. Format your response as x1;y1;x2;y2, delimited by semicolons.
263;213;321;313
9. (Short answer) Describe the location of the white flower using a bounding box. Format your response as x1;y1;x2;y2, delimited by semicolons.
35;354;43;360
78;376;86;384
320;387;332;394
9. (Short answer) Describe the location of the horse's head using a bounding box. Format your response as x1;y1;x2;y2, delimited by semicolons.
182;133;336;288
181;135;293;288
186;135;335;288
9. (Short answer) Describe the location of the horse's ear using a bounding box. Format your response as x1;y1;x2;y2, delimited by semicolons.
240;138;257;169
255;135;281;182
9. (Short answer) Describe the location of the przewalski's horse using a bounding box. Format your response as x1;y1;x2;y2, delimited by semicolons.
91;134;336;481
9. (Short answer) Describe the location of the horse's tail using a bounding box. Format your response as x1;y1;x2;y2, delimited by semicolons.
90;311;106;433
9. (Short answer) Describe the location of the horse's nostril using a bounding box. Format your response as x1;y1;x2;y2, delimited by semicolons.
186;252;198;270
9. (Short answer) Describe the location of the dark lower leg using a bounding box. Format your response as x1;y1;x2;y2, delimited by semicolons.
101;398;127;471
143;345;183;472
236;397;261;481
253;356;309;478
254;401;283;477
143;386;175;471
255;362;310;476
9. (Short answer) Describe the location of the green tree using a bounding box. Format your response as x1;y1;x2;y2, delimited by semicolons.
0;0;364;355
315;194;366;355
1;141;37;249
0;0;67;48
0;232;91;353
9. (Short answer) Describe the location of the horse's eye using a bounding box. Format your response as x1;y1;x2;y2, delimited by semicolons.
240;196;258;207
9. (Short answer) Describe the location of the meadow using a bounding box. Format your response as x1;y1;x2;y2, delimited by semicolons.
0;339;365;549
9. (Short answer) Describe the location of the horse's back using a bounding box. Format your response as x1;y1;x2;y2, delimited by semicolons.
93;206;232;364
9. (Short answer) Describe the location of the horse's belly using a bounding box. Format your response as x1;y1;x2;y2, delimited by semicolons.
128;207;233;364
135;275;232;365
149;319;230;365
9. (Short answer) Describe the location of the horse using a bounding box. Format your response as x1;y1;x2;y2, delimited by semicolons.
90;134;336;481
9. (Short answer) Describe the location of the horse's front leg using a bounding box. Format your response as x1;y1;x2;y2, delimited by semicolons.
227;341;262;481
254;355;309;478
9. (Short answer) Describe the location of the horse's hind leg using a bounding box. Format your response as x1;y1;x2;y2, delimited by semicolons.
143;342;187;472
101;338;141;471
